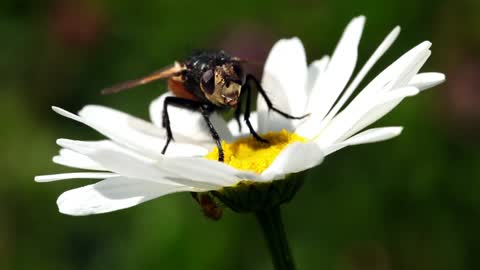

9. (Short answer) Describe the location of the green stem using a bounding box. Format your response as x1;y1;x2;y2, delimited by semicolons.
255;206;295;270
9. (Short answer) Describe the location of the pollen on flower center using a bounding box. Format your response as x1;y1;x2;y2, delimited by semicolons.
205;129;307;173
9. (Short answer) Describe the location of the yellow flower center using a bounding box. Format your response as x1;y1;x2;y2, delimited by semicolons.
205;129;307;173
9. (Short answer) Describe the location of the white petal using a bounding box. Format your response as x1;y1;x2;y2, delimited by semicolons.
408;72;445;91
307;16;365;121
354;41;432;100
52;106;82;122
298;26;400;139
317;44;431;143
344;126;403;144
322;127;403;155
303;40;434;146
52;106;207;159
316;86;419;146
79;105;209;157
339;87;419;142
322;26;401;126
305;56;330;97
160;157;259;186
53;149;106;171
295;57;331;137
78;105;164;138
57;177;195;216
260;142;324;181
384;51;431;94
57;139;228;189
57;139;164;178
257;111;298;134
35;172;118;182
149;93;232;145
261;37;308;114
258;37;308;132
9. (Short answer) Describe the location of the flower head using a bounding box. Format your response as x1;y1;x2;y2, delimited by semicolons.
36;16;444;216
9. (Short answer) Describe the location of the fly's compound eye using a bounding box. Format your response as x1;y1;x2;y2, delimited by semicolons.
201;70;215;94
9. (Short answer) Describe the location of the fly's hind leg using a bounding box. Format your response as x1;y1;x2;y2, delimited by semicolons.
239;74;310;144
161;96;224;162
243;80;269;143
234;95;243;133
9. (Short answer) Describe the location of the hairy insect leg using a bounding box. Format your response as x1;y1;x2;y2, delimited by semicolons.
161;96;224;162
199;105;224;162
246;74;310;120
234;96;243;133
161;96;202;155
244;80;269;143
161;97;179;155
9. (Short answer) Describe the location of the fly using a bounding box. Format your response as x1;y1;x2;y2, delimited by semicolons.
102;50;309;161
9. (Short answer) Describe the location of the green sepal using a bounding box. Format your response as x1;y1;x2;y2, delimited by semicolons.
212;173;305;213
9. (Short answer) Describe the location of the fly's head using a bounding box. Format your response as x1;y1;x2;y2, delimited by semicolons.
199;61;245;107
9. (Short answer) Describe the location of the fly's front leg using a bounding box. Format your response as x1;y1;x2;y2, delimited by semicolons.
161;96;202;155
199;105;224;162
161;97;225;162
246;74;310;120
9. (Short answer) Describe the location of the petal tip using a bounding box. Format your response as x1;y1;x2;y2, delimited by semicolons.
391;26;401;36
56;138;67;146
287;36;301;42
420;40;432;49
342;16;365;35
274;36;305;51
391;126;404;136
52;106;83;122
51;106;67;115
438;73;446;82
352;16;366;28
56;191;86;216
78;105;101;118
411;87;421;96
354;15;366;22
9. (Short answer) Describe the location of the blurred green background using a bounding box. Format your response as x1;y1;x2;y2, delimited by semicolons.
1;0;480;269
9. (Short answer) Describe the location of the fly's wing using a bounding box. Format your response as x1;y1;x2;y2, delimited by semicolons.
231;56;263;66
101;62;184;95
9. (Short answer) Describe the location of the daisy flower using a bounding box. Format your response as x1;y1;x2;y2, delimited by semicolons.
35;16;444;216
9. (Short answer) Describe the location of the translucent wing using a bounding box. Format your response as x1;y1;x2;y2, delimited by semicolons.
101;63;184;95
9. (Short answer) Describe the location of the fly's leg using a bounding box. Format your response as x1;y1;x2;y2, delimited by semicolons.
245;74;310;120
161;96;202;155
161;96;224;161
244;80;269;143
199;104;224;162
234;95;243;133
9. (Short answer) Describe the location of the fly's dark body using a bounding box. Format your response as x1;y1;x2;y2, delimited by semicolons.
101;49;309;162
